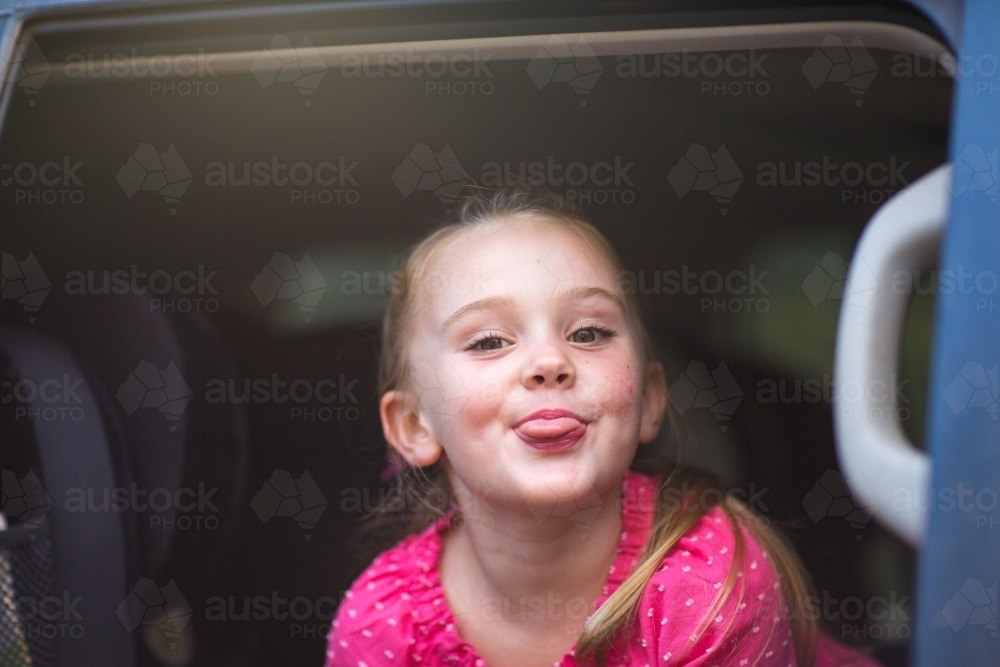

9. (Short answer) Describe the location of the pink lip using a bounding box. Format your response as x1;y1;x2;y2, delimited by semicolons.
514;409;588;452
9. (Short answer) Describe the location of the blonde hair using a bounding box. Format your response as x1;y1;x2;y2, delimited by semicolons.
370;185;819;667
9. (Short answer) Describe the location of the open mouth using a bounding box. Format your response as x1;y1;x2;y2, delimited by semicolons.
513;409;588;451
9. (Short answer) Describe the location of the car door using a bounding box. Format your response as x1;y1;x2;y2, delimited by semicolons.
906;2;999;666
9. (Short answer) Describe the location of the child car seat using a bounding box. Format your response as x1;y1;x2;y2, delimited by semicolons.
0;291;249;667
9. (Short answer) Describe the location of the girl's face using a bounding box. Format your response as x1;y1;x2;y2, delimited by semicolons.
383;216;666;518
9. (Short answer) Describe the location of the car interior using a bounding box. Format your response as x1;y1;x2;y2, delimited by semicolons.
0;2;956;666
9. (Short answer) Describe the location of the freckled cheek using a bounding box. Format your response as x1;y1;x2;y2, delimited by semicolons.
614;375;642;412
436;406;506;468
584;372;641;421
434;363;508;437
586;362;642;417
438;358;508;404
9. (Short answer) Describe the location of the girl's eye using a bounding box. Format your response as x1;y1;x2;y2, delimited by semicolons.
569;326;615;344
468;333;509;352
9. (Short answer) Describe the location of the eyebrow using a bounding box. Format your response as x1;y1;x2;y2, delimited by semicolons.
440;286;625;331
557;286;626;312
441;295;517;330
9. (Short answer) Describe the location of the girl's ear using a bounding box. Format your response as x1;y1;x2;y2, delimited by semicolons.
638;361;668;444
380;390;444;467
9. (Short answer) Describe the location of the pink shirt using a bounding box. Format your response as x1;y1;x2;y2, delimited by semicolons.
327;470;882;667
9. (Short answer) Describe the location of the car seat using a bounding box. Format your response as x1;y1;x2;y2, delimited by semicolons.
0;290;249;667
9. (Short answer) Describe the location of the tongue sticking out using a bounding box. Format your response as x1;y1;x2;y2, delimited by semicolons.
515;417;585;441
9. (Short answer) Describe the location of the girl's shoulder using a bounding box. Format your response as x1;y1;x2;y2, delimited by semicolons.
642;502;784;615
631;502;798;665
326;514;456;666
620;470;774;593
652;502;774;586
326;514;464;667
635;502;883;667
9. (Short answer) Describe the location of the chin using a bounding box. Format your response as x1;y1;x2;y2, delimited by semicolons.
512;463;611;509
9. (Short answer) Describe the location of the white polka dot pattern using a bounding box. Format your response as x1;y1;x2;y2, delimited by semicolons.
324;470;885;667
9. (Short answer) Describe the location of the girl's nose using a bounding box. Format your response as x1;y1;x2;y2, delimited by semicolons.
523;345;575;389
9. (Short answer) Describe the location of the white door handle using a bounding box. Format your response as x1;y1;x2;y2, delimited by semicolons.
833;164;950;546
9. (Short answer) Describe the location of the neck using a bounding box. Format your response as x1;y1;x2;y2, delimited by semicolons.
440;474;625;631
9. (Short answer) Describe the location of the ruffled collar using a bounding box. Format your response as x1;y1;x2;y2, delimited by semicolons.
404;469;660;666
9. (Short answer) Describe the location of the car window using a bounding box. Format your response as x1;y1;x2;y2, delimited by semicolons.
1;10;951;667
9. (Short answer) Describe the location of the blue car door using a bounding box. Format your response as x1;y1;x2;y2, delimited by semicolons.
911;1;999;665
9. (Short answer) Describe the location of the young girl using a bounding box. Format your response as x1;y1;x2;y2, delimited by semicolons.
326;188;881;667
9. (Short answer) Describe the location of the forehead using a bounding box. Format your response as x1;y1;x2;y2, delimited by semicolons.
417;216;621;321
